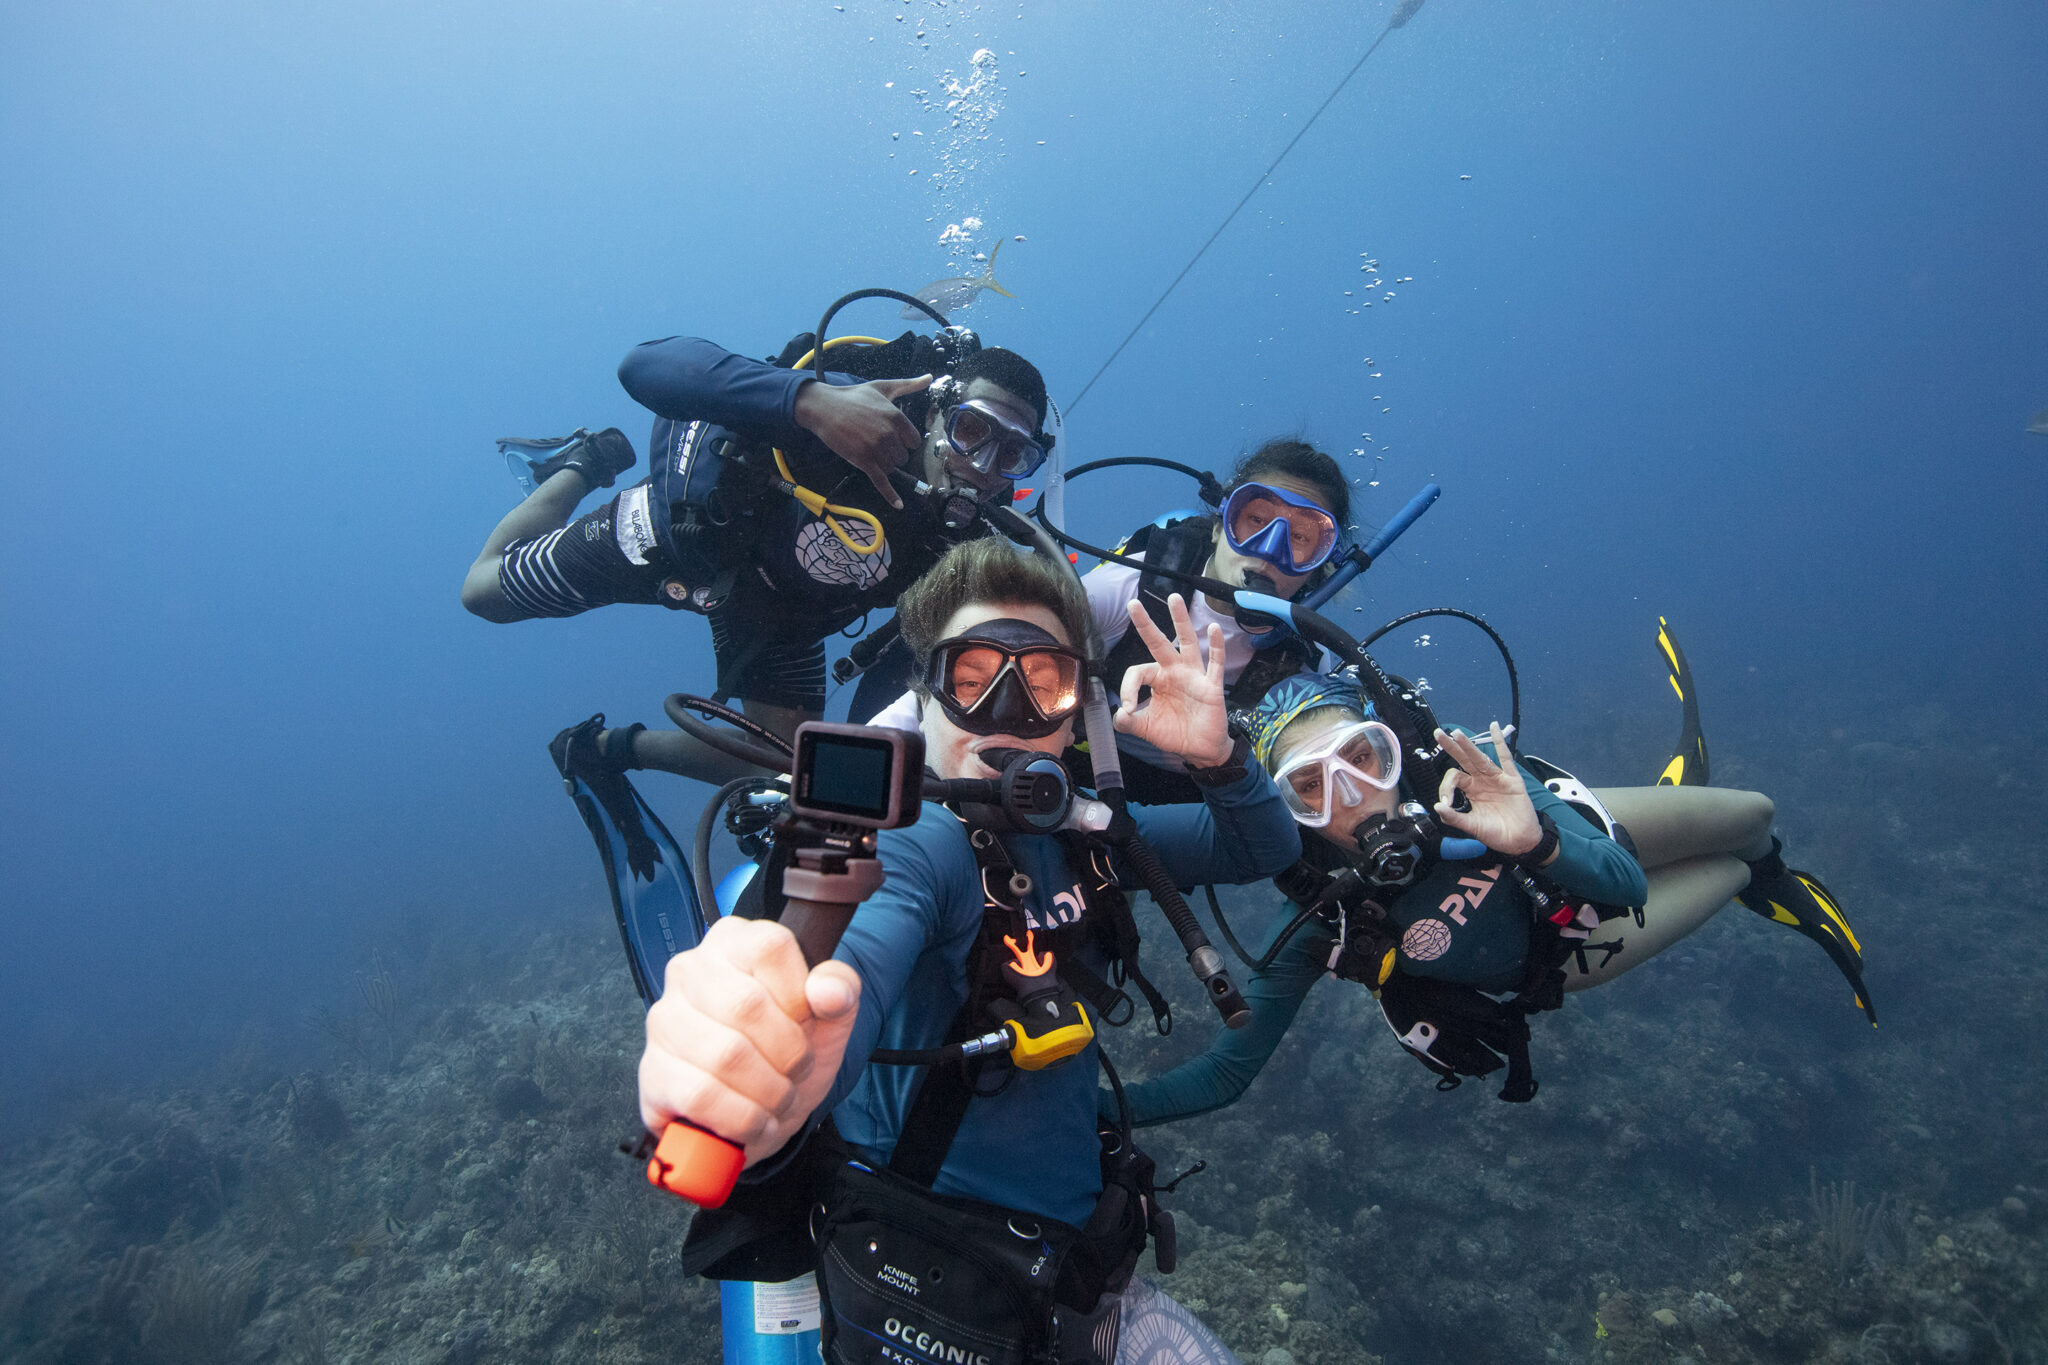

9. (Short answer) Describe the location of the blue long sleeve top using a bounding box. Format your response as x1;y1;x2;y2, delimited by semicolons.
779;765;1300;1227
1117;727;1646;1128
616;336;958;609
618;336;855;439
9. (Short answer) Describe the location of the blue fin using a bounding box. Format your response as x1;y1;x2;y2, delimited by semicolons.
551;718;707;1005
497;431;586;498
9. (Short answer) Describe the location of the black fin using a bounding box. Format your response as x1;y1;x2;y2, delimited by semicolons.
1654;616;1709;786
1739;854;1877;1026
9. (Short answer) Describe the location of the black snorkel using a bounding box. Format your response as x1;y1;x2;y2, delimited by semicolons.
980;499;1253;1031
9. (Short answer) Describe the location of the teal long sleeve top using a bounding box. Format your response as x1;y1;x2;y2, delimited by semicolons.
1114;727;1647;1128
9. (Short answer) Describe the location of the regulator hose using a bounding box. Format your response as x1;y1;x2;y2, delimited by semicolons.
1119;823;1251;1029
692;776;779;918
663;694;792;774
1206;884;1325;976
984;501;1251;1031
811;288;950;379
1358;606;1521;741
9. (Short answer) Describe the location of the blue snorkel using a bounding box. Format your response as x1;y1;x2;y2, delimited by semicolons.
1301;482;1441;612
1026;468;1441;650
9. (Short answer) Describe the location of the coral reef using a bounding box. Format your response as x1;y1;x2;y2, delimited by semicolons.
0;702;2042;1362
0;928;718;1364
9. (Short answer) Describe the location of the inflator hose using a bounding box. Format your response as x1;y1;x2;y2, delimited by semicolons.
1120;828;1251;1029
663;694;791;774
983;502;1251;1031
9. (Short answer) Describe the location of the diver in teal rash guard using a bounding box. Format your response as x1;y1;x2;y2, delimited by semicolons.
1118;688;1643;1123
1113;666;1872;1122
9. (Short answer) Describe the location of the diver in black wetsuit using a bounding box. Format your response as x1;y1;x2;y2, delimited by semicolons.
460;333;1052;783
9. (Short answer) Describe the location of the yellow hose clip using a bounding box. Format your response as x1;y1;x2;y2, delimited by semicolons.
775;334;897;558
772;447;888;556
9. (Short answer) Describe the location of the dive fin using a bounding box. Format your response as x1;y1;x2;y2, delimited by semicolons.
499;431;586;499
1738;841;1876;1026
496;427;637;498
982;238;1016;298
1654;616;1709;786
549;716;707;1006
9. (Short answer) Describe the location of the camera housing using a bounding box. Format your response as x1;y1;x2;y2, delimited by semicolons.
789;722;926;830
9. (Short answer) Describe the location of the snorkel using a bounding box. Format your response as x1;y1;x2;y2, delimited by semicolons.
1025;457;1442;647
978;497;1253;1031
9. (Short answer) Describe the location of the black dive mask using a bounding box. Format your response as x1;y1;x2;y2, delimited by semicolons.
926;618;1086;740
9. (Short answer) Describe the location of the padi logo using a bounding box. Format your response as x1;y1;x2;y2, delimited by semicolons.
1436;864;1502;926
877;1263;920;1295
1027;881;1088;930
883;1318;991;1365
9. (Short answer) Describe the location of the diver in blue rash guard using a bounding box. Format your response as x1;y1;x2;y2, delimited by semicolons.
1115;668;1872;1124
637;538;1299;1364
460;331;1053;784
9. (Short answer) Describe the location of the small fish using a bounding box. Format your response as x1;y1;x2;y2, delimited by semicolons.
2029;404;2048;436
903;238;1017;318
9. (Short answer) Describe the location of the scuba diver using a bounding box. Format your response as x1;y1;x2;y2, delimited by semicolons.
635;537;1302;1364
460;319;1054;784
1111;634;1874;1120
1081;440;1347;802
863;439;1351;803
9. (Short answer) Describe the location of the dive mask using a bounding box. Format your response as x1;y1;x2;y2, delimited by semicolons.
926;618;1085;739
944;398;1052;481
1271;719;1402;827
1222;481;1341;576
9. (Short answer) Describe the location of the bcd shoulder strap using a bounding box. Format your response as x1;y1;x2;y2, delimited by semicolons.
888;825;1165;1185
886;824;1032;1187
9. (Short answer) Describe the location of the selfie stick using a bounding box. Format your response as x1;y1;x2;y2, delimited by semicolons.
643;841;885;1208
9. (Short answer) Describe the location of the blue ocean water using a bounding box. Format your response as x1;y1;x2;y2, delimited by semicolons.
2;1;2044;1357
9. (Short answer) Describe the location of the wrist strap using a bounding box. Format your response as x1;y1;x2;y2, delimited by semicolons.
1185;728;1253;788
1516;813;1560;868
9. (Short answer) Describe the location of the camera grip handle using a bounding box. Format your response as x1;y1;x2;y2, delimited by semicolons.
647;861;883;1208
